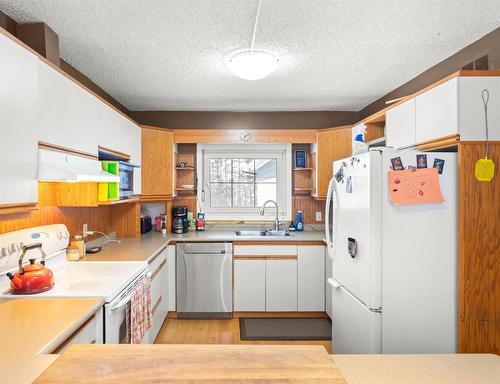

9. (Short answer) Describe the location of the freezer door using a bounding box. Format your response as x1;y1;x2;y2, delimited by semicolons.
382;151;457;353
333;151;382;309
331;280;382;354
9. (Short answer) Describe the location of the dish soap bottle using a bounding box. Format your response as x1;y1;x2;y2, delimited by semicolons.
295;211;304;232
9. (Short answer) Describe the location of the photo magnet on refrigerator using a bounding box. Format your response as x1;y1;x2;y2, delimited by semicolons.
417;154;428;169
433;158;445;174
390;156;404;171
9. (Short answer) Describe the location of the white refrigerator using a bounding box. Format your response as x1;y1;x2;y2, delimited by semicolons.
325;148;457;354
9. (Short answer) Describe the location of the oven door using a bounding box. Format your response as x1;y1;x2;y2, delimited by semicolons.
104;278;150;344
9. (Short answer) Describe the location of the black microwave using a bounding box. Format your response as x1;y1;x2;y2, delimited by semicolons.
118;161;139;199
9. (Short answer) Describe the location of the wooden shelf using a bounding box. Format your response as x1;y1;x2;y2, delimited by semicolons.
176;167;195;170
294;188;313;192
175;188;196;193
293;168;313;171
98;196;140;206
140;195;174;203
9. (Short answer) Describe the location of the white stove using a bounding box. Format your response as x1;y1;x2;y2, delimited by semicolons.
0;224;149;344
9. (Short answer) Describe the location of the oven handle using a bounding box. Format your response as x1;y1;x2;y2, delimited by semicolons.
110;295;133;311
110;271;150;311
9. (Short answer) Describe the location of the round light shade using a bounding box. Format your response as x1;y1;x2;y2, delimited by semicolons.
226;50;279;80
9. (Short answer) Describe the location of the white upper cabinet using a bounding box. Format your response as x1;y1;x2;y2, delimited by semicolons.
415;78;459;144
98;103;141;194
98;103;140;159
414;76;500;144
0;34;38;205
385;98;416;149
38;62;100;155
386;76;500;147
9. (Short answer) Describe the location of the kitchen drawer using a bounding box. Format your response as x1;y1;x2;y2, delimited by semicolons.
234;244;297;256
150;251;167;307
149;295;166;343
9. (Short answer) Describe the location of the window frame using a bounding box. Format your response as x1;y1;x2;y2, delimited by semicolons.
197;144;292;221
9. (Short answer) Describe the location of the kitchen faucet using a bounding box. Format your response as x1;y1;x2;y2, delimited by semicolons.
259;200;280;231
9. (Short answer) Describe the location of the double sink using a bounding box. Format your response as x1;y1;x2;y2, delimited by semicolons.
235;230;292;237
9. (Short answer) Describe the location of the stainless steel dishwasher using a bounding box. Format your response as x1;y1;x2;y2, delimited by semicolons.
176;242;233;318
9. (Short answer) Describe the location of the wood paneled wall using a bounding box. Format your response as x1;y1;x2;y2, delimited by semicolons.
458;142;500;354
293;196;325;224
0;203;140;237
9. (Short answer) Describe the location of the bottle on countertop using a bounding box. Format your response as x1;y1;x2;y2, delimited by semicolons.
295;211;304;232
161;214;167;235
196;212;206;231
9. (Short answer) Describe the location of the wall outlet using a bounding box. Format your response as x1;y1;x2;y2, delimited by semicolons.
83;223;88;236
315;212;322;221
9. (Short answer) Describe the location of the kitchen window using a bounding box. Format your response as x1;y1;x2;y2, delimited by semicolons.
198;144;292;220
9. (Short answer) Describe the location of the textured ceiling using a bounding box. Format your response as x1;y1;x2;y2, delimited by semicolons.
1;0;499;111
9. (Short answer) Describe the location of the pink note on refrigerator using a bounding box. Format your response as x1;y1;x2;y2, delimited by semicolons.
388;168;444;205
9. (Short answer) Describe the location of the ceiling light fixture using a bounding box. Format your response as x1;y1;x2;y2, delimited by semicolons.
226;0;279;80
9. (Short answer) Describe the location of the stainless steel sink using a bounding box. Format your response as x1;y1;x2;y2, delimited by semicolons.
235;230;291;237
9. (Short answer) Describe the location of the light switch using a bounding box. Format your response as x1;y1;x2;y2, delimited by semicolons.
315;211;322;221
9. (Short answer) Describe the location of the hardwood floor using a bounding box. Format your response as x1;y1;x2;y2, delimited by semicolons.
154;314;332;353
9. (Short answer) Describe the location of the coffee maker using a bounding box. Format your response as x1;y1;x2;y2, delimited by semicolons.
172;206;188;234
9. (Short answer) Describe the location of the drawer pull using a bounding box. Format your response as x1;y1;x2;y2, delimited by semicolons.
151;259;167;281
152;296;162;316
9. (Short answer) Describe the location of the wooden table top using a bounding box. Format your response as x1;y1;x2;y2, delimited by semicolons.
35;344;346;383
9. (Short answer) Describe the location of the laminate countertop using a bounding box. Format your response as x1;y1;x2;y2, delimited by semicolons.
0;298;103;384
34;344;346;383
82;229;326;263
331;354;500;384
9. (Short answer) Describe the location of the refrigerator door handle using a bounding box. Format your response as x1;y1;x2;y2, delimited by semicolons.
327;278;341;289
325;178;337;260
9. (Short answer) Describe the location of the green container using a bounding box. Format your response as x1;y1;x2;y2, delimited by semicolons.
100;161;120;201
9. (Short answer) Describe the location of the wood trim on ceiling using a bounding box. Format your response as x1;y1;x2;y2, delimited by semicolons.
173;129;317;143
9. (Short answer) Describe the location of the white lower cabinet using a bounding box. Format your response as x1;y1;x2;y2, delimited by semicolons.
148;247;168;343
233;243;326;312
234;259;266;311
298;245;325;311
266;258;298;311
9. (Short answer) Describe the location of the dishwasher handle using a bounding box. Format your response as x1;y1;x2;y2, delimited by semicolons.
179;243;232;255
184;251;226;254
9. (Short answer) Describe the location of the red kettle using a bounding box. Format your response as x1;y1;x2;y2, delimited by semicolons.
6;243;54;294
